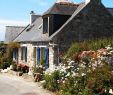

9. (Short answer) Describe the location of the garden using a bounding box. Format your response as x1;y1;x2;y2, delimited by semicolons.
42;38;113;95
0;42;29;75
1;38;113;95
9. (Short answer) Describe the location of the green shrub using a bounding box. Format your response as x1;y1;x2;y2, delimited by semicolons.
59;91;72;95
11;61;17;71
84;64;113;95
0;58;12;69
0;43;14;69
67;37;113;58
33;66;44;81
33;66;43;74
59;63;113;95
43;70;60;92
59;76;88;95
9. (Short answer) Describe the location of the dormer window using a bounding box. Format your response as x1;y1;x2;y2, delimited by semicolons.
43;17;49;34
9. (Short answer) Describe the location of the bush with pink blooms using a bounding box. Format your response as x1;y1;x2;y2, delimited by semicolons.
43;38;113;95
17;63;29;73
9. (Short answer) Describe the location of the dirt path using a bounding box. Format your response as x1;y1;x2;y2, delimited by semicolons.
0;74;52;95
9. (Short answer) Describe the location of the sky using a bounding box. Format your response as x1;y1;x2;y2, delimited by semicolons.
0;0;113;41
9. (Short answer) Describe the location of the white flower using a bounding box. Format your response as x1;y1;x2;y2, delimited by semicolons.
72;72;77;77
57;80;60;83
109;89;113;94
81;73;86;76
71;66;74;68
61;77;64;80
110;50;113;53
67;66;71;69
65;78;68;81
105;89;107;92
62;80;65;84
68;60;75;65
66;72;70;77
80;64;86;68
39;65;43;68
100;56;106;60
40;80;46;84
106;45;112;50
77;68;80;71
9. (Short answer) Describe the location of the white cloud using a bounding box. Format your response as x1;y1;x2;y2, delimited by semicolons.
0;19;28;41
0;19;28;26
0;25;5;41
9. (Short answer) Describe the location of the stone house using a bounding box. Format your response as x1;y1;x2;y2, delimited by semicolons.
5;0;113;73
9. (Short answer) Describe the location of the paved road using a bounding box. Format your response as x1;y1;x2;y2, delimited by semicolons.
0;74;52;95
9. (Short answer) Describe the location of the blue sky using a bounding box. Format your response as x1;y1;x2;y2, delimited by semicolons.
0;0;113;41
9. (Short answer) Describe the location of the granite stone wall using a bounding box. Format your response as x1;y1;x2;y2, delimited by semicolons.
53;2;113;51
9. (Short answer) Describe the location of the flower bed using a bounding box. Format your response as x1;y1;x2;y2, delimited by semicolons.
11;62;29;76
42;45;113;95
17;63;29;73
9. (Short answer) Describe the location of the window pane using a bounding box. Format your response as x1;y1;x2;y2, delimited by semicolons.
45;48;49;69
37;48;40;64
25;47;27;62
43;18;48;33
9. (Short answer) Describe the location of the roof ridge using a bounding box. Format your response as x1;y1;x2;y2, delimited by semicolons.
56;2;80;6
43;2;79;16
6;26;25;28
13;24;30;41
107;7;113;9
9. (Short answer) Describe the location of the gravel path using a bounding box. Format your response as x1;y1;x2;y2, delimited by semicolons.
0;74;52;95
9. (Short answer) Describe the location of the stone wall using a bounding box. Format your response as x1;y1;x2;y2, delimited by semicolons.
18;44;34;67
49;47;54;71
17;43;56;71
49;46;59;70
52;2;113;51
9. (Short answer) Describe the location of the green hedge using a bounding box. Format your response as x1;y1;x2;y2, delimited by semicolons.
67;37;113;58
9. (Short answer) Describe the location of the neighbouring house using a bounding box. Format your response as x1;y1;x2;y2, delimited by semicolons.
5;0;113;73
5;26;25;43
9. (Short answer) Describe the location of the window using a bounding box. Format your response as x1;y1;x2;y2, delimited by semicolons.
33;47;36;64
36;47;49;69
45;48;49;69
43;18;49;34
13;49;18;61
21;47;27;62
37;47;40;64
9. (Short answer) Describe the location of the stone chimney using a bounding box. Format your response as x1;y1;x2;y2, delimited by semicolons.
56;0;71;3
85;0;90;4
30;11;41;24
85;0;101;4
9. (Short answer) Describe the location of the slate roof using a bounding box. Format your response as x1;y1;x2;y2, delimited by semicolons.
12;2;113;43
50;2;86;40
43;2;79;16
5;26;25;43
14;17;49;42
107;8;113;16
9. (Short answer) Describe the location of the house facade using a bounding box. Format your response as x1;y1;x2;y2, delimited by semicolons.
5;0;113;73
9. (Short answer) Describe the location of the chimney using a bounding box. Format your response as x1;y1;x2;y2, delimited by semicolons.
85;0;101;4
85;0;90;4
30;11;41;24
56;0;71;3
